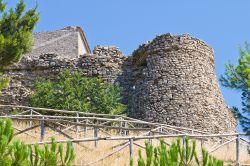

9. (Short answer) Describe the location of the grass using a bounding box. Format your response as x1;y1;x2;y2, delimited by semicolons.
13;121;250;165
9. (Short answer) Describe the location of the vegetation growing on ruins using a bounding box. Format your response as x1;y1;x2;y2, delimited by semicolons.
0;0;39;92
30;69;125;115
0;119;75;166
220;43;250;134
134;138;224;166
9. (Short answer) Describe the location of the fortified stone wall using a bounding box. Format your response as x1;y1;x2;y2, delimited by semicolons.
1;54;78;106
1;46;125;105
0;34;236;133
122;34;236;133
80;45;125;82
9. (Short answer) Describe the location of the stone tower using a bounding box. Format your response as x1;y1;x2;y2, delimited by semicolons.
0;26;236;134
124;34;236;133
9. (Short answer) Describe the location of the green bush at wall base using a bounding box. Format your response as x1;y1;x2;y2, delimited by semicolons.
30;69;125;115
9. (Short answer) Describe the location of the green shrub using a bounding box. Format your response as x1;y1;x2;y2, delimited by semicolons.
0;118;75;166
11;141;31;166
0;73;9;94
0;119;14;165
29;138;75;166
30;69;125;115
136;138;224;166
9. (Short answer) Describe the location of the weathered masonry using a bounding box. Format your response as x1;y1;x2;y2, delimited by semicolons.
121;34;236;134
0;26;236;133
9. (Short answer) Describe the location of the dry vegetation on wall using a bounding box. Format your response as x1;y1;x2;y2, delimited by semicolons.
12;121;250;166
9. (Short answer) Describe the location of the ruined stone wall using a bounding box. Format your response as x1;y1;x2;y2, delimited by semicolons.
0;34;236;133
1;54;78;105
80;45;125;83
123;34;236;133
0;46;125;105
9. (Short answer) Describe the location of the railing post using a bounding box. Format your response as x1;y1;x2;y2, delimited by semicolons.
94;127;98;147
149;131;153;144
29;109;33;127
220;136;223;144
40;116;45;142
124;121;128;136
76;112;79;139
129;138;134;161
160;125;163;133
236;134;240;166
84;120;87;137
119;117;123;135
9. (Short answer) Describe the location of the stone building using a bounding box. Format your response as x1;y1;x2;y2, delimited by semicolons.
25;26;91;58
0;26;236;133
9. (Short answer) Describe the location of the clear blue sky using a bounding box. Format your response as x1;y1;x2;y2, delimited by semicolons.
8;0;250;112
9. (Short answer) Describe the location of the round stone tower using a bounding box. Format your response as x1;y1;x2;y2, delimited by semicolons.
125;34;236;133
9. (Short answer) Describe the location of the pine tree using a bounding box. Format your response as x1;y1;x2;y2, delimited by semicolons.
0;0;39;92
220;43;250;133
136;138;224;166
0;119;75;166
